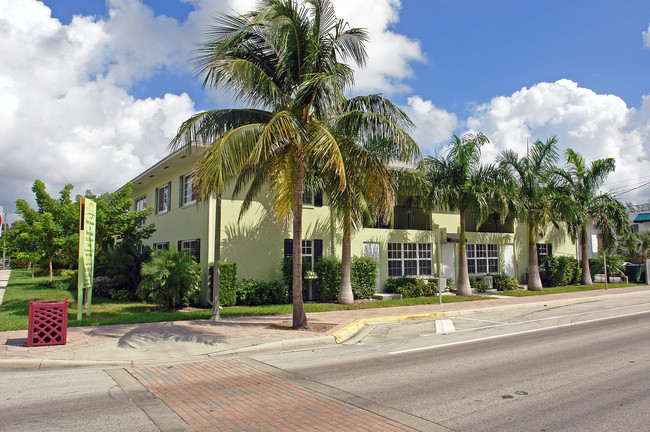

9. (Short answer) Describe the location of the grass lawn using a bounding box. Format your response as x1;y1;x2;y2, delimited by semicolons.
495;282;634;297
0;269;485;331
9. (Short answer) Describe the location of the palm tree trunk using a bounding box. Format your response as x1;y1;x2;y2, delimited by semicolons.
527;225;543;291
456;212;472;296
292;161;308;329
580;227;593;286
210;194;222;321
338;216;353;304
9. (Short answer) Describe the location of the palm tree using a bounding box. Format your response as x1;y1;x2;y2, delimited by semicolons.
554;149;630;285
137;249;202;312
325;100;419;304
424;132;512;296
499;137;560;291
172;0;383;328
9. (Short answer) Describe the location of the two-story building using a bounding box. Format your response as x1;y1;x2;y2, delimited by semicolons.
123;148;577;304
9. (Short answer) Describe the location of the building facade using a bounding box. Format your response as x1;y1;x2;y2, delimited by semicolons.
124;149;578;304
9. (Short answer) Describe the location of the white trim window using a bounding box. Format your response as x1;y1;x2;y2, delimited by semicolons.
388;243;432;277
302;239;313;270
180;173;198;206
134;195;147;226
467;244;498;274
155;182;171;214
179;239;200;263
153;242;169;250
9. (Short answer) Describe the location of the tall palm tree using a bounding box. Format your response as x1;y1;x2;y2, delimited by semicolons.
326;99;419;304
555;149;630;285
425;132;512;296
173;0;391;328
499;137;560;291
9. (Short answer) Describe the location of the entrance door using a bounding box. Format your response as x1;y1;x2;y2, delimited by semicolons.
442;243;455;280
363;242;380;291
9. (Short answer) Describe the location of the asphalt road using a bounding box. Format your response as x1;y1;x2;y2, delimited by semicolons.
256;296;650;432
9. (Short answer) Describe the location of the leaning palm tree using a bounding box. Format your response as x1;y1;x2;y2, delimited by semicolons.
554;149;630;286
173;0;401;328
424;132;513;296
499;137;560;291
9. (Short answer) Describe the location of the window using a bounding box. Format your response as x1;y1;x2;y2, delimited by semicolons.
467;244;499;274
134;195;147;226
302;240;313;270
155;182;171;214
153;242;169;250
179;173;198;206
283;238;323;269
178;239;200;263
388;243;432;277
536;243;552;264
631;224;639;233
302;187;322;206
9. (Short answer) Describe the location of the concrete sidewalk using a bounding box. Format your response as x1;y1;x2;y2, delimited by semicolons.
1;282;649;370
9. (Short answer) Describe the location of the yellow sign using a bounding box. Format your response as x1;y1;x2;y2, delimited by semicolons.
77;198;97;320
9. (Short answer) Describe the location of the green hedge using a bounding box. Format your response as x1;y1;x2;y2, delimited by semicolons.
542;256;581;287
351;256;377;299
395;279;437;298
281;256;311;302
208;262;237;307
314;255;341;302
237;279;286;306
489;273;519;291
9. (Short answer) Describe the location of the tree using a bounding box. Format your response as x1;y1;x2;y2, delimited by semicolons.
499;137;560;291
172;0;394;328
425;133;513;296
137;249;201;312
555;149;630;285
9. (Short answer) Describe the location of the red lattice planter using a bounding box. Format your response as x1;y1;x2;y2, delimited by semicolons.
27;298;69;347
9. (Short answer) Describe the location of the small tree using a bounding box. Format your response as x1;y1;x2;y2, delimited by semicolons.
137;249;201;311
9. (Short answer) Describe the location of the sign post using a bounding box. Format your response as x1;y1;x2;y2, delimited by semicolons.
77;198;97;321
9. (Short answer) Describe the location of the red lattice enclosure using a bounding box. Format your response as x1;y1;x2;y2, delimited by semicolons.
27;298;69;347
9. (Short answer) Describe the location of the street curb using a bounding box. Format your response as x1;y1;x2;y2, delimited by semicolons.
330;290;650;343
0;358;132;371
211;335;337;357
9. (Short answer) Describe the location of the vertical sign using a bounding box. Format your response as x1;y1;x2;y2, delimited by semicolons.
77;198;97;320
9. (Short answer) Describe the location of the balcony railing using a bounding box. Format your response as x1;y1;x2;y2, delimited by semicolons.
366;206;431;230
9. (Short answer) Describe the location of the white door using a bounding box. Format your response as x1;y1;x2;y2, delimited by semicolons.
503;244;515;278
442;243;456;280
363;242;380;291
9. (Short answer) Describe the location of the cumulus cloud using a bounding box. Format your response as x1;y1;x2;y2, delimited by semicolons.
332;0;425;94
403;97;458;154
644;23;650;48
464;79;650;203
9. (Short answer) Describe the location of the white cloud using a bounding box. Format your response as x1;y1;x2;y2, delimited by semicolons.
464;79;650;203
332;0;425;95
403;96;458;154
643;23;650;48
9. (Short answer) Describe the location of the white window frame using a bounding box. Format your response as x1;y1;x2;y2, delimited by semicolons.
302;239;313;270
153;242;169;250
156;183;170;213
180;239;200;263
134;195;147;226
387;243;432;277
467;244;499;275
182;173;197;206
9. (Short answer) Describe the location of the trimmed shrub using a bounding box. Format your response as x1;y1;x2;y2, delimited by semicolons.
237;279;286;306
351;256;377;299
281;256;311;303
314;256;341;302
490;273;519;291
396;279;437;298
543;256;581;287
209;262;237;307
469;276;487;292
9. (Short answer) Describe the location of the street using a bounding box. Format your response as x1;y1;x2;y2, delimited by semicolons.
1;294;649;431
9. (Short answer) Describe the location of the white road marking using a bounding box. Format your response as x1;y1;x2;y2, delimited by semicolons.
390;309;650;355
420;301;650;337
435;319;456;334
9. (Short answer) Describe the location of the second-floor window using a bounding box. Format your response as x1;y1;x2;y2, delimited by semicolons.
155;182;171;214
180;173;198;206
134;195;146;226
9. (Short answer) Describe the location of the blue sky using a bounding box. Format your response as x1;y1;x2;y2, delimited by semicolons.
1;0;650;221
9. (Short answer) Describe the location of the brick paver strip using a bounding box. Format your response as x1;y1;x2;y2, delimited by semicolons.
129;359;417;432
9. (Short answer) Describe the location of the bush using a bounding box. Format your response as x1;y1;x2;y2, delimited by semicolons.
137;249;201;311
314;256;341;302
543;256;581;287
490;273;519;291
237;279;286;306
209;262;237;307
281;256;311;303
351;256;378;299
385;276;419;293
469;276;487;292
35;279;70;290
395;279;437;298
92;276;136;301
